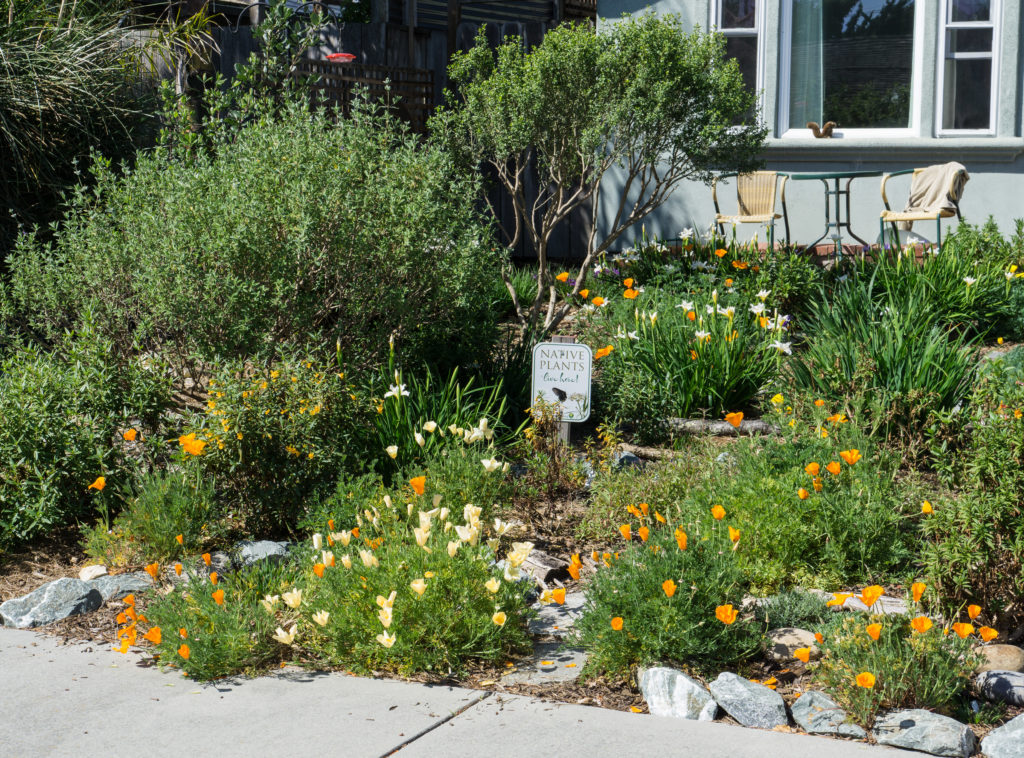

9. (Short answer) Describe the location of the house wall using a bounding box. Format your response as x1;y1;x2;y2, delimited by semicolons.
596;0;1024;248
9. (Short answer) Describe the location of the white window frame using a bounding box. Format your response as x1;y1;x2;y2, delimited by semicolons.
711;0;765;119
777;0;925;139
936;0;1000;136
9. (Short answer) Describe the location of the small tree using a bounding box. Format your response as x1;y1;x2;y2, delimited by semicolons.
432;14;767;341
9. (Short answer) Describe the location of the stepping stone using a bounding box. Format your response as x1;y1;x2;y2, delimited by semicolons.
501;642;587;685
791;691;866;739
873;709;975;757
528;592;585;638
639;667;717;721
1;578;103;628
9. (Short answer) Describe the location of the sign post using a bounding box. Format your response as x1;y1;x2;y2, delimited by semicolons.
531;337;593;443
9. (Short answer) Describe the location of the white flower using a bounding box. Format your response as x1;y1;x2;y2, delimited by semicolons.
414;432;425;447
695;330;710;340
676;300;695;311
717;305;735;318
359;549;378;568
376;590;397;609
272;624;297;645
503;563;521;582
680;227;694;239
332;530;350;546
413;526;431;550
384;383;410;399
313;610;330;627
691;261;710;271
418;510;433;530
749;303;766;315
321;550;334;566
312;533;323;551
487;537;500;552
964;277;977;286
493;518;512;537
386;445;398;459
448;423;460;436
432;494;443;508
375;631;396;648
422;421;437;433
282;588;302;609
485;577;501;593
769;340;793;355
464;504;482;525
1007;271;1015;280
455;524;480;545
260;594;279;614
447;540;460;558
378;606;393;628
340;554;352;569
410;578;427;596
705;304;715;314
481;457;500;473
757;289;771;300
648;311;658;326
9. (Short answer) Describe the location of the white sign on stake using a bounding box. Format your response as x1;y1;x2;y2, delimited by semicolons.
530;341;592;422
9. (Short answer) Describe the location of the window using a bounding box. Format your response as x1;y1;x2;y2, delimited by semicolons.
783;0;918;133
716;0;760;99
939;0;998;132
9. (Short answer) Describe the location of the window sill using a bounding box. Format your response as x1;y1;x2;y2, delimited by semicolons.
762;136;1024;163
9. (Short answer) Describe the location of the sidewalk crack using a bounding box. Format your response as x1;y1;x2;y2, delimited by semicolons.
380;690;493;756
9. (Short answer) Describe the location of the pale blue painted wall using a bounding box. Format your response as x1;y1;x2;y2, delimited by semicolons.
595;0;1024;249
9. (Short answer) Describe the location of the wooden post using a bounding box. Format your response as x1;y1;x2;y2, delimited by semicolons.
551;335;574;444
407;0;417;68
447;0;460;62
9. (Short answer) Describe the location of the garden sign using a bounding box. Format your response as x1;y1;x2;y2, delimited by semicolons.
531;340;592;422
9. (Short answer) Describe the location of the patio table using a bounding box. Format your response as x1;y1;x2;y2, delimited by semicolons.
790;170;882;252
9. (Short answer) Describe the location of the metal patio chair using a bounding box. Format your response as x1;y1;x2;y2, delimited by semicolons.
712;171;790;248
879;164;969;248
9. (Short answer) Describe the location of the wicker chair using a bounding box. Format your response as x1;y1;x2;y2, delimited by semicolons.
879;166;968;248
712;171;790;248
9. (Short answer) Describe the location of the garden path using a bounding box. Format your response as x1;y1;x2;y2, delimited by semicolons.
1;628;898;758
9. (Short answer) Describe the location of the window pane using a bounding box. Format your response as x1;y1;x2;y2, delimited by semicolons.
943;57;992;129
726;36;758;91
722;0;756;29
948;28;993;53
790;0;915;129
950;0;990;22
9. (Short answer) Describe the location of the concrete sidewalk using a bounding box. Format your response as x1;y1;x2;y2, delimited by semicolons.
1;628;896;758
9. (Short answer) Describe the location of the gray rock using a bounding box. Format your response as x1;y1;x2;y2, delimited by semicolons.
977;670;1024;706
234;540;290;568
977;644;1024;673
1;578;103;628
982;713;1024;758
576;458;597;489
209;551;232;573
78;565;107;581
839;595;908;615
520;549;569;584
501;642;587;685
707;672;787;729
639;667;717;721
791;691;866;739
611;451;644;470
766;628;820;662
87;572;152;602
873;709;976;757
528;591;585;638
715;451;735;466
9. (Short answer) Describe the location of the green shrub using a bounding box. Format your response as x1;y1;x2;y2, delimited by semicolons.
813;613;981;726
5;98;501;375
752;588;832;630
148;491;534;680
572;514;761;677
81;471;223;566
178;354;371;535
0;324;170;552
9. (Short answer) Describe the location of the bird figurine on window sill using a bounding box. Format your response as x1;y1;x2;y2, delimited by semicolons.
807;121;837;138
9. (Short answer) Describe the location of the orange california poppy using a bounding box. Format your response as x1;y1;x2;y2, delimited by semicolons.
178;644;190;660
812;477;823;492
175;534;183;545
178;433;207;456
725;412;743;428
839;449;862;465
714;248;728;258
814;632;824;644
910;616;933;634
123;594;135;607
144;563;159;580
555;272;569;283
715;604;739;625
179;628;188;639
675;527;688;551
552;588;566;605
123;429;138;441
662;579;677;598
313;563;325;578
627;504;641;518
866;623;882;641
826;461;841;476
967;604;981;620
592;296;605;306
174;562;183;576
619;524;632;541
352;527;360;539
732;261;749;270
794;647;811;663
623;278;634;288
979;626;998;642
209;572;218;585
143;627;161;645
212;589;225;606
827;592;852;608
798;488;809;500
814;399;825;407
637;526;650;542
638;502;649;515
952;622;974;639
805;462;821;477
594;345;613;360
611;617;624;631
654;511;666;524
202;553;212;567
921;501;934;514
567;563;580;580
409;476;426;495
856;672;875;688
579;289;589;299
728;526;740;543
859;585;884;608
911;582;926;603
711;504;726;520
88;476;106;492
623;288;639;299
328;519;335;531
687;310;696;321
